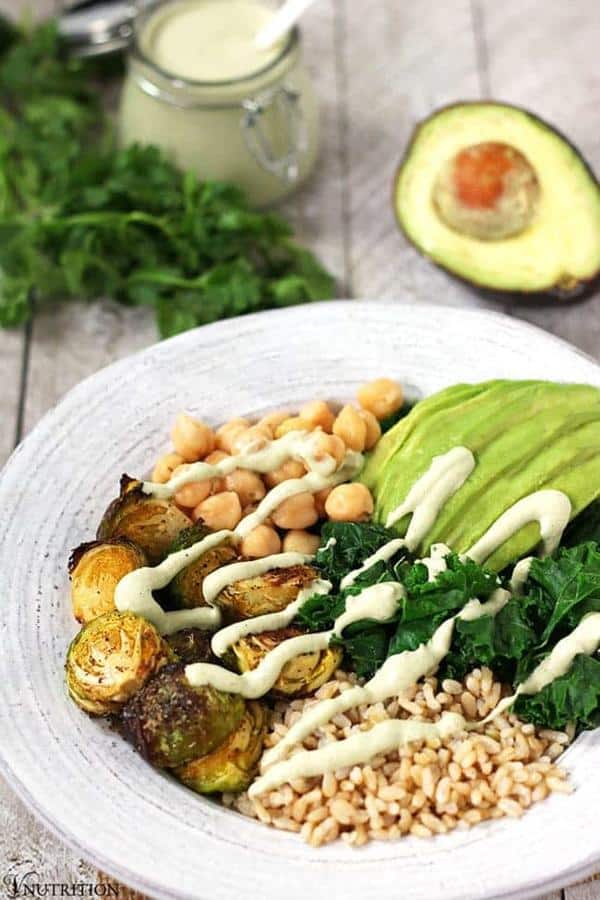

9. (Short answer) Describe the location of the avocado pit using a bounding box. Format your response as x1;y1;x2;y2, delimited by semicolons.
432;141;540;241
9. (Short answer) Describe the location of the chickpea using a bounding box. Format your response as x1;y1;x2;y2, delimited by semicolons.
174;457;224;498
275;416;315;439
357;378;404;421
282;530;321;555
203;449;229;493
205;449;229;466
152;452;185;484
174;479;211;509
240;525;282;558
358;408;382;449
231;424;272;455
171;413;216;462
264;459;307;488
224;469;267;507
300;400;335;433
258;409;291;432
271;492;318;529
192;491;242;531
314;486;332;518
333;405;367;452
311;432;346;468
211;477;227;495
325;483;374;522
216;418;251;454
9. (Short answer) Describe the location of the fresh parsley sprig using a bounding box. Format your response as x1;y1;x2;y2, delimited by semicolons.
0;19;335;336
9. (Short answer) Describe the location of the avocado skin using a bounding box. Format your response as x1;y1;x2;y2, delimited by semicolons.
394;101;600;299
360;379;600;572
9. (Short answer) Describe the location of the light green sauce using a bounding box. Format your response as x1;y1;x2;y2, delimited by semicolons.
114;436;582;789
143;0;283;83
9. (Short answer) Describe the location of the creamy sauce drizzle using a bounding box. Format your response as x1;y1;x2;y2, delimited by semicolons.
509;557;533;594
258;591;509;771
210;580;331;657
482;611;600;723
466;490;572;565
333;583;404;636
186;581;403;696
114;432;580;792
252;713;469;795
202;552;312;606
385;447;475;543
418;542;451;581
251;590;509;794
116;431;362;633
252;604;600;796
114;530;230;635
236;455;362;539
340;538;405;589
143;430;348;500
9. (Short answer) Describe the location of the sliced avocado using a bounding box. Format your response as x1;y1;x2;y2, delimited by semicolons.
394;102;600;296
360;380;600;572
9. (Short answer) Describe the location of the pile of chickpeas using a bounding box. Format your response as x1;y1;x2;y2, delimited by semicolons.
152;378;404;559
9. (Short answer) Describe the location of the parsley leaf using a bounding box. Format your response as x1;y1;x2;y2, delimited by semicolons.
0;23;335;336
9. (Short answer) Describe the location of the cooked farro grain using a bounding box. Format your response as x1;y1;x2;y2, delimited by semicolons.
222;667;571;847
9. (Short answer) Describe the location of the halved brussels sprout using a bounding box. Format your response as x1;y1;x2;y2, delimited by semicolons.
228;627;343;698
121;663;245;768
66;611;170;716
164;627;216;665
175;701;268;794
216;564;319;622
168;523;237;609
97;476;191;564
68;538;148;624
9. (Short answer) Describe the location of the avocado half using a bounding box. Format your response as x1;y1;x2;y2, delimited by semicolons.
360;379;600;572
394;102;600;297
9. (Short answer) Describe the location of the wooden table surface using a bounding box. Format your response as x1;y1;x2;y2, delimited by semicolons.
1;1;599;898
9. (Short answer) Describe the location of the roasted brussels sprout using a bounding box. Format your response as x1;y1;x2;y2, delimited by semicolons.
97;476;191;564
66;611;170;716
175;701;268;794
216;564;319;622
121;663;245;768
68;538;148;624
168;524;237;609
228;627;343;698
164;628;216;665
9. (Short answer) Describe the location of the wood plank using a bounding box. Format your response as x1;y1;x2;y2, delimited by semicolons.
0;784;98;888
21;302;156;435
280;0;348;288
478;0;600;358
0;329;24;465
566;879;600;900
339;0;496;308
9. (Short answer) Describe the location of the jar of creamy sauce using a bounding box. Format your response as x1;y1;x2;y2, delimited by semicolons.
118;0;319;206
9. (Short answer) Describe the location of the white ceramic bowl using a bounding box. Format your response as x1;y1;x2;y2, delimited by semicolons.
1;301;600;900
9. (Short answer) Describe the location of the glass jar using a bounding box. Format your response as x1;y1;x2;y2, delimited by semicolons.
118;0;320;206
